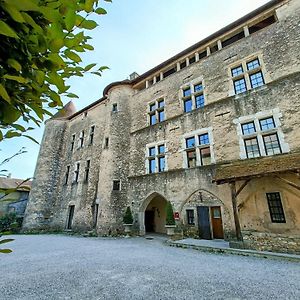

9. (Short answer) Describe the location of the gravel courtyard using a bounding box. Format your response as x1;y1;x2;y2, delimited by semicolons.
1;235;299;300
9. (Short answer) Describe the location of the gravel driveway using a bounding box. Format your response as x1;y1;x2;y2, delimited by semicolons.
1;234;299;300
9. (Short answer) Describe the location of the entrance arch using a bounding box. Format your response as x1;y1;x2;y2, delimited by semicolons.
139;192;168;235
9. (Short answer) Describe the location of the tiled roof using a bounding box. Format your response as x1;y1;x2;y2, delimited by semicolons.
0;177;32;191
213;152;300;184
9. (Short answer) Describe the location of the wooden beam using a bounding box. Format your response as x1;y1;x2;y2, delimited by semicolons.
236;179;251;197
275;175;300;191
230;181;243;241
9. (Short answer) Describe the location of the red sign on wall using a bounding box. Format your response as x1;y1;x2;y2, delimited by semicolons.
174;212;180;220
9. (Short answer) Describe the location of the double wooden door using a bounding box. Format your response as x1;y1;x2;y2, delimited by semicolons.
197;206;224;239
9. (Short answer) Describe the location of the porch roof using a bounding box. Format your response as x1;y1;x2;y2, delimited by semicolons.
213;152;300;184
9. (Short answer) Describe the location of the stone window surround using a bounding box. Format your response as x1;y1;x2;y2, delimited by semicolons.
145;140;168;174
147;97;166;126
88;125;96;145
181;127;215;169
73;161;80;183
233;108;290;160
228;52;270;97
78;130;85;149
179;76;206;112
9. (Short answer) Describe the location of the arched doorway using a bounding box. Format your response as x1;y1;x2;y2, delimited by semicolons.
180;189;228;240
139;192;168;234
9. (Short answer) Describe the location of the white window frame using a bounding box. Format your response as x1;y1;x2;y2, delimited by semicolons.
233;108;289;159
181;128;215;168
145;141;168;174
180;76;206;112
228;53;269;96
148;97;166;126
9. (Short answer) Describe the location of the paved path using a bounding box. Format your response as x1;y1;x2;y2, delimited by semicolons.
1;234;300;300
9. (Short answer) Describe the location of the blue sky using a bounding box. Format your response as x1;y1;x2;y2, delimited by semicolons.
0;0;270;179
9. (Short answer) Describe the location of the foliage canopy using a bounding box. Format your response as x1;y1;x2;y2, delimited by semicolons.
165;201;175;226
123;206;133;224
0;0;110;142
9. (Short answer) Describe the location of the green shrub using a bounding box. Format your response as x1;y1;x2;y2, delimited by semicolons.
123;207;133;224
0;213;22;233
166;201;175;225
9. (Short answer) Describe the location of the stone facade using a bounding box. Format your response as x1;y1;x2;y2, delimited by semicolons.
23;0;300;253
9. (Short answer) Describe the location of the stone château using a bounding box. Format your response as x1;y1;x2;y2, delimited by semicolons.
23;0;300;254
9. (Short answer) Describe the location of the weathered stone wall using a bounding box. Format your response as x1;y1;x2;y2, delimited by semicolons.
23;119;67;231
24;0;300;253
242;231;300;254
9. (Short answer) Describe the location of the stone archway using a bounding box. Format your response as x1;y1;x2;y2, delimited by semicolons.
180;189;230;239
139;192;168;235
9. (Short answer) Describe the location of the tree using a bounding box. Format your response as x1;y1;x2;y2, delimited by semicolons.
123;206;133;225
165;201;175;226
0;0;110;143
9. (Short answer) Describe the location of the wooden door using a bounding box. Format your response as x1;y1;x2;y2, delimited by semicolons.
211;206;224;239
67;205;75;230
197;206;212;240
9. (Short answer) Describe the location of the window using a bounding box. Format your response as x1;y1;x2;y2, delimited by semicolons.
231;57;265;95
186;209;195;225
149;98;165;125
70;134;75;152
146;143;166;174
184;130;213;168
65;166;70;185
74;163;80;183
78;130;84;148
113;180;120;191
89;126;95;145
238;112;285;159
266;192;286;223
84;160;90;182
182;81;205;113
105;137;109;148
112;103;118;112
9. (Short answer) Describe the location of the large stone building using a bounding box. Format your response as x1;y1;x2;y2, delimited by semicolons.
23;0;300;253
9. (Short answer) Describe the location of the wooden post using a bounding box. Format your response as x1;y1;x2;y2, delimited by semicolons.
230;181;243;241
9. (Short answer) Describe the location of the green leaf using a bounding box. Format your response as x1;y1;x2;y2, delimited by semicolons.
66;93;79;98
65;9;76;31
23;135;39;144
3;0;40;12
50;38;64;52
83;44;94;50
0;21;19;39
95;7;107;15
35;70;45;85
0;249;12;254
21;12;43;34
0;239;14;245
3;75;28;83
0;130;3;141
4;131;21;139
98;66;110;71
104;0;113;2
79;20;98;30
84;63;97;71
11;124;26;132
0;83;11;103
85;0;95;12
3;3;25;23
7;59;22;72
91;71;102;77
65;50;82;63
